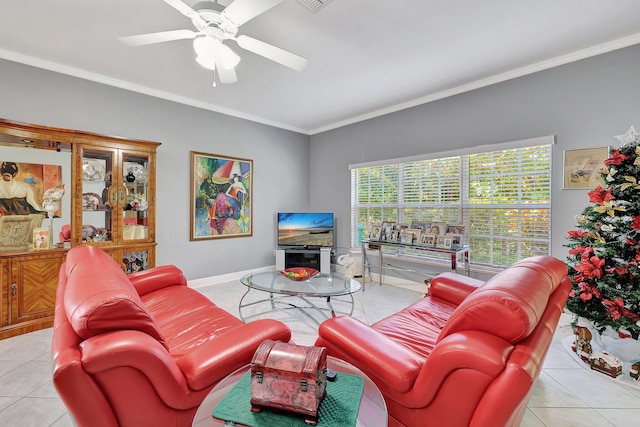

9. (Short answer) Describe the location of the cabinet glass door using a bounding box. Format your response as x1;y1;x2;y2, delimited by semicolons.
121;152;150;242
121;248;153;273
80;147;115;244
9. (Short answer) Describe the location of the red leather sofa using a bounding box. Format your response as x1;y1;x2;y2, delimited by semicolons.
52;245;291;427
315;256;571;427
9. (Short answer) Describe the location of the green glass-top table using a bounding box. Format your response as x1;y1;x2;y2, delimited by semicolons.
238;270;361;324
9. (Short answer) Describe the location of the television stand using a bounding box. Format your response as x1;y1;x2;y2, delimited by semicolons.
276;247;334;271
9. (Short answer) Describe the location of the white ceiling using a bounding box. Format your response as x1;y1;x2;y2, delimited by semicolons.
1;0;639;135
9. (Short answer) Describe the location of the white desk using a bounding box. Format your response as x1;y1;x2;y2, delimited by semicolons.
361;240;470;290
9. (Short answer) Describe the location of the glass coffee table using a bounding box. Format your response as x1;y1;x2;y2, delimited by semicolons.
238;270;361;324
191;356;388;426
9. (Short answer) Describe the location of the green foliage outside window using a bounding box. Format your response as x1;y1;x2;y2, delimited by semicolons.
351;143;551;267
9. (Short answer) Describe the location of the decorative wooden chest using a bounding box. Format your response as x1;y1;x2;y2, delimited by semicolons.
250;339;328;425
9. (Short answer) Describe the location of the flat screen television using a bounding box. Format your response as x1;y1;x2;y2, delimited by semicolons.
277;212;334;248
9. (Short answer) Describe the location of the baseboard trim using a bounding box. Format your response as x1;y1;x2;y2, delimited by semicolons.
188;265;276;289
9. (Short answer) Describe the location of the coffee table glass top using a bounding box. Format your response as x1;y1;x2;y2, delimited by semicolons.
240;271;361;297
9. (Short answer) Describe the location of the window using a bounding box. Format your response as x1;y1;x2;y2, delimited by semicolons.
350;138;552;267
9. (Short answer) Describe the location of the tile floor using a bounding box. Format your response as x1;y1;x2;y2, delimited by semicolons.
1;278;640;426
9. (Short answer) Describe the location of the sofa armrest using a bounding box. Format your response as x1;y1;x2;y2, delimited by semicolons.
176;319;292;391
316;316;423;393
128;265;187;296
80;330;196;409
408;331;512;407
429;272;484;305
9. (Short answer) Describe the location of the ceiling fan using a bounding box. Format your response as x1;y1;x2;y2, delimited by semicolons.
118;0;309;86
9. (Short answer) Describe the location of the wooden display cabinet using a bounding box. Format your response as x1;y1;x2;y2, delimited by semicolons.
72;136;159;273
0;118;160;338
0;249;66;339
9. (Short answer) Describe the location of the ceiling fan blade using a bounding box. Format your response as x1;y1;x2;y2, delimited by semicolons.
236;35;308;71
222;0;285;26
215;57;238;84
163;0;206;27
118;29;197;46
163;0;198;18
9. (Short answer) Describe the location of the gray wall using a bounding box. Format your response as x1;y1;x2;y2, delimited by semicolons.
310;44;640;262
0;59;310;280
1;44;639;280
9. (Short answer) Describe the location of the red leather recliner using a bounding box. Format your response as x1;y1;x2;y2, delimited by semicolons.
315;256;571;427
52;245;291;427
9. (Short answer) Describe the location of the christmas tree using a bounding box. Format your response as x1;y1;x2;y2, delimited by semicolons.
565;126;640;339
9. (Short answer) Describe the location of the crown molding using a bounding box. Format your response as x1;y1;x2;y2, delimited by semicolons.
2;32;639;136
309;32;640;135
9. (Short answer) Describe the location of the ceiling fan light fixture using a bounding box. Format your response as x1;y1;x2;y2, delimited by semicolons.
193;37;218;70
195;54;217;70
218;44;241;69
193;36;240;71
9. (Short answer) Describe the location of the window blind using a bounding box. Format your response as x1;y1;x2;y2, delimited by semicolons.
350;139;553;268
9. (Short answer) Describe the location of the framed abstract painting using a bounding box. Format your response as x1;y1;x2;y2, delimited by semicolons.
190;151;253;240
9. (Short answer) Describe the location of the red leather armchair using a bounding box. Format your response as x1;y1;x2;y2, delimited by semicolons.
315;256;571;427
52;245;291;427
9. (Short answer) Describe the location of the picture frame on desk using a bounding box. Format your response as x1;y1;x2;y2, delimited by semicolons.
427;222;447;236
388;230;399;243
380;222;394;241
437;235;453;249
420;234;436;246
447;224;466;235
405;228;422;244
369;225;382;241
410;221;428;233
394;223;409;232
399;232;413;245
450;234;463;248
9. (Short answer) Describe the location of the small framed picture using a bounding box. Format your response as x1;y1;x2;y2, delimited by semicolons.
369;225;382;241
419;234;435;246
437;235;453;249
446;224;466;235
380;223;394;241
394;223;409;231
33;227;51;250
405;228;422;244
422;234;437;246
427;222;447;236
410;221;428;233
399;232;413;245
388;230;399;242
449;234;463;248
563;146;610;189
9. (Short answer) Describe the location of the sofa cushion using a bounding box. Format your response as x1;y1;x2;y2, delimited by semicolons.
438;256;567;344
63;245;167;348
373;296;457;358
140;285;245;356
